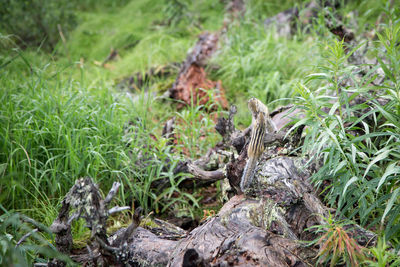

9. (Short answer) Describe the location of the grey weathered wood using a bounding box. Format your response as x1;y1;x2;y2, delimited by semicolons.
116;155;376;266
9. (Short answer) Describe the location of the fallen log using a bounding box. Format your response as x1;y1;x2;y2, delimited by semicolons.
50;150;376;266
110;153;376;266
169;31;228;109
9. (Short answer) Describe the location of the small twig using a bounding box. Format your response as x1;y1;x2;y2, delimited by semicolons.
227;105;237;134
112;207;143;247
186;162;225;182
86;244;96;265
34;263;48;267
108;206;130;215
215;105;238;145
270;104;294;118
95;236;119;252
67;211;81;226
21;214;52;235
104;182;121;206
102;48;119;66
15;228;38;248
162;116;176;145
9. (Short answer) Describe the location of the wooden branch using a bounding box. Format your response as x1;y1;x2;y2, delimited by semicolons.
168;31;228;109
186;162;225;182
108;206;130;215
104;182;121;205
162;116;176;146
50;198;73;257
15;228;38;248
111;207;142;247
215;105;237;146
113;155;376;266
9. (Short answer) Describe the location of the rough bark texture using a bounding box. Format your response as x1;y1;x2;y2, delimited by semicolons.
112;156;375;267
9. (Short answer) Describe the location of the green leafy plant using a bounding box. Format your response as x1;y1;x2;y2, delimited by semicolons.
364;235;400;267
308;214;366;267
0;206;72;266
290;8;400;243
155;162;201;219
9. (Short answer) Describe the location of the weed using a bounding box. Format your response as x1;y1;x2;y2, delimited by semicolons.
364;235;400;267
212;13;320;126
0;206;72;266
174;89;225;158
308;213;366;267
289;7;400;243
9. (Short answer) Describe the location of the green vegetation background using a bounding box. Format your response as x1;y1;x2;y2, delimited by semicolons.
1;0;399;265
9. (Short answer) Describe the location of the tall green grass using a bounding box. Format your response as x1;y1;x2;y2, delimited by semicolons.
0;54;222;223
0;0;228;229
213;21;320;126
60;0;225;80
0;59;132;217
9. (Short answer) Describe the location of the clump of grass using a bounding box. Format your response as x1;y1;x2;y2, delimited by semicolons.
62;0;225;81
174;90;226;159
212;13;321;126
244;0;304;20
0;57;133;218
364;235;400;266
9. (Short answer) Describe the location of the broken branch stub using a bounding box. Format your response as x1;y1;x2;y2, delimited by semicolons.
50;177;140;266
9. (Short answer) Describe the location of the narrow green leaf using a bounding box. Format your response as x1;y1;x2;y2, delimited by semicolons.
342;176;358;197
351;144;356;164
364;149;392;178
333;161;347;175
381;187;400;224
376;57;396;83
377;163;400;192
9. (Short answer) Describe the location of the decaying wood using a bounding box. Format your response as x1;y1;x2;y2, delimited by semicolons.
215;105;238;147
224;0;245;18
177;160;225;183
169;32;228;109
111;154;375;266
162;116;176;146
16;228;39;248
50;178;132;266
49;198;73;267
102;48;119;66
